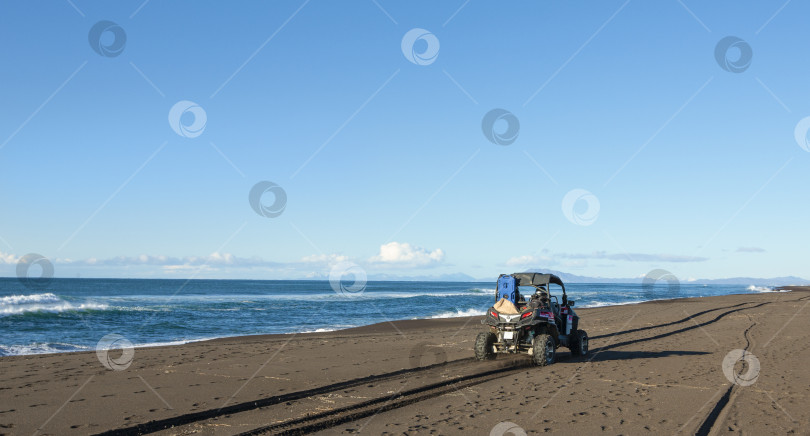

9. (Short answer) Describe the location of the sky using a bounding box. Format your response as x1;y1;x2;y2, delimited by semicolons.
1;0;808;283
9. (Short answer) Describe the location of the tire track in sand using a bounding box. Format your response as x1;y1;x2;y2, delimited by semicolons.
694;319;757;436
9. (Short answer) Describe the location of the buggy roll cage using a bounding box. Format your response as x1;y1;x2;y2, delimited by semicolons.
500;272;569;305
510;273;566;294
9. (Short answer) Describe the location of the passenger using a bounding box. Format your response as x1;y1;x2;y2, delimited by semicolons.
529;287;550;309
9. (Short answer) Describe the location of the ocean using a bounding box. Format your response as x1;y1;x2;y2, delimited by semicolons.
0;277;785;356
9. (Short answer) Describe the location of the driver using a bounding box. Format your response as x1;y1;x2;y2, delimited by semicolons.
529;286;550;309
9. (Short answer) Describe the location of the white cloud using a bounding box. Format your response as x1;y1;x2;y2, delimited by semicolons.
206;252;234;264
559;251;708;263
0;248;360;276
736;246;765;253
2;245;445;278
369;242;444;267
300;254;349;264
505;255;554;267
0;251;18;264
561;259;588;268
57;252;258;267
53;252;358;271
505;250;707;271
162;264;204;273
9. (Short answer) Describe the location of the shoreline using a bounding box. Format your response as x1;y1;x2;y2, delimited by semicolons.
0;286;804;358
2;289;809;434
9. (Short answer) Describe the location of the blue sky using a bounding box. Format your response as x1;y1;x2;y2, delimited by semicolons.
1;0;808;282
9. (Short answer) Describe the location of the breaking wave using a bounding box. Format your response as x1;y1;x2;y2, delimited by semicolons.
0;293;108;316
0;342;93;356
746;285;791;293
427;308;484;319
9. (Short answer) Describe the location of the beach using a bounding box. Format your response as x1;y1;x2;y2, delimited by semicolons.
1;288;808;435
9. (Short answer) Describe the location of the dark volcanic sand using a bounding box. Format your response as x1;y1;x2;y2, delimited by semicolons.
1;289;808;435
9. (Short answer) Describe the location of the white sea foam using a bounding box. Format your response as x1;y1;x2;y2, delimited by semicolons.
0;337;221;356
464;288;493;294
133;337;218;349
427;308;484;319
746;285;772;292
746;285;790;293
0;342;92;356
318;290;491;300
289;324;357;334
0;293;61;305
298;328;339;333
0;293;108;315
102;289;489;303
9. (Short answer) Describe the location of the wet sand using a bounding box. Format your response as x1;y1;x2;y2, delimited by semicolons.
1;289;808;435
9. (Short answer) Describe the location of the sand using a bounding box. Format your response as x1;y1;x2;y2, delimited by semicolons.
1;289;808;435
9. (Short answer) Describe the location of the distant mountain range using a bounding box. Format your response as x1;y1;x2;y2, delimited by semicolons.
368;270;810;286
519;270;810;286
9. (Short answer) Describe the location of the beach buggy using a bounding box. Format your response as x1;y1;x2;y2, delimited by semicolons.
475;273;588;366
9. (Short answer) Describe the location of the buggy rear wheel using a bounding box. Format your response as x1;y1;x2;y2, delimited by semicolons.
571;329;589;356
532;334;555;366
474;332;497;360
